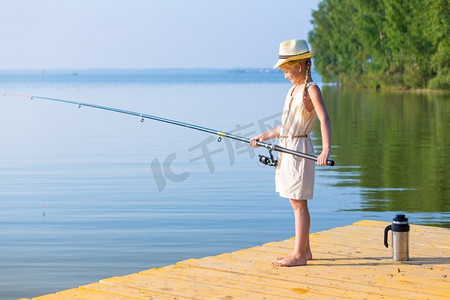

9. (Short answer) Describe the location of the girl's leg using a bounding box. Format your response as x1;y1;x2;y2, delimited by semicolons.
273;199;311;267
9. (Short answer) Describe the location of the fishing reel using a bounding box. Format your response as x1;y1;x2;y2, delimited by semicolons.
258;149;277;167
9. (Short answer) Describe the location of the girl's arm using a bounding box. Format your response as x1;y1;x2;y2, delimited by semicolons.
308;85;331;166
250;125;281;147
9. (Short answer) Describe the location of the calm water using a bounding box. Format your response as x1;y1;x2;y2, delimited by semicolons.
0;69;448;299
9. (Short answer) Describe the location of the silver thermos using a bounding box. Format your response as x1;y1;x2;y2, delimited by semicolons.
384;214;410;261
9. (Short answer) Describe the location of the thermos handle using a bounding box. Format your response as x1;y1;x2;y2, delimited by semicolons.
384;225;392;248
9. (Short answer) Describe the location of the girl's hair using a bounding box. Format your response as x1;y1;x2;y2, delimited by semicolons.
281;59;312;100
302;59;312;101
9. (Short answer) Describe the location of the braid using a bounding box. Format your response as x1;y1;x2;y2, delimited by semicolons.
302;59;312;100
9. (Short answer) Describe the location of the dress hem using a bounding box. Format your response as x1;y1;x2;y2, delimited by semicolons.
277;192;314;200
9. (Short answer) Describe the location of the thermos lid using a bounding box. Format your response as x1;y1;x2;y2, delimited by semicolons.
393;214;408;224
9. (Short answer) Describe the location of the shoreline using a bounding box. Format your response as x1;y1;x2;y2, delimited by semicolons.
324;82;450;94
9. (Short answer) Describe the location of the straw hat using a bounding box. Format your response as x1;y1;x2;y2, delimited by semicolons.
273;39;314;69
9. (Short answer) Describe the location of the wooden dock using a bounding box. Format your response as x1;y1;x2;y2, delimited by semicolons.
22;220;449;299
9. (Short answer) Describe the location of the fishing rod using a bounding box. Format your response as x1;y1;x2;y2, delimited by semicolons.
3;93;335;166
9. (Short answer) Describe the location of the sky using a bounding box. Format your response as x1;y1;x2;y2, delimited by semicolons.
0;0;321;69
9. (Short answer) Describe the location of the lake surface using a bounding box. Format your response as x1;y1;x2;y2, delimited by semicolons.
0;69;448;299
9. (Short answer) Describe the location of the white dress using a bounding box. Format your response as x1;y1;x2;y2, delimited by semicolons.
275;82;317;199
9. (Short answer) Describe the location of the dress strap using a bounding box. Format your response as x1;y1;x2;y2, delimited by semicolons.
306;82;317;88
302;81;317;101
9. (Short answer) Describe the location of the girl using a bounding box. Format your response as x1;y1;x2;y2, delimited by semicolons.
250;39;331;267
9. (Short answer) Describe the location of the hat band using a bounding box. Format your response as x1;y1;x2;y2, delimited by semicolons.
278;52;310;59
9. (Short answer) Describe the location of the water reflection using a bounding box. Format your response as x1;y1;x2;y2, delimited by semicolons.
320;86;450;227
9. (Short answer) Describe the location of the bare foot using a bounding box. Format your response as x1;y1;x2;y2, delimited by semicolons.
272;253;307;267
277;252;312;261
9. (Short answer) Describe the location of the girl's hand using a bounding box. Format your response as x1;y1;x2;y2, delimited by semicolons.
250;126;280;147
317;150;330;166
249;134;264;147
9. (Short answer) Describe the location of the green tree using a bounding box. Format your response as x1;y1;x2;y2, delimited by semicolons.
309;0;449;90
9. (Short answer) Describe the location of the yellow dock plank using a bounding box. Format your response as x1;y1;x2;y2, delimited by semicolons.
141;265;338;299
102;273;237;299
169;261;373;299
24;220;449;300
178;251;448;299
238;246;448;286
81;281;181;300
32;287;133;300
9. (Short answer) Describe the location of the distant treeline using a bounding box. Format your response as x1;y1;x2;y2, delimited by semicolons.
308;0;449;90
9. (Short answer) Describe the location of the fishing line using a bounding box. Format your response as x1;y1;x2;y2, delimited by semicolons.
3;93;335;166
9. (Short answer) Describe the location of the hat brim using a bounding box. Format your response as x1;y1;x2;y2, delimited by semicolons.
273;52;314;69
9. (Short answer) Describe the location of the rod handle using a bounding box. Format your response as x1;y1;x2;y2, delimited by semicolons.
326;159;335;166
